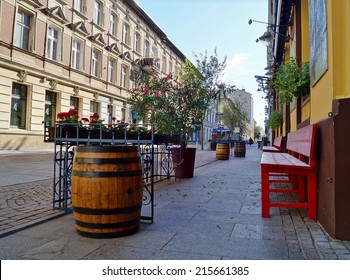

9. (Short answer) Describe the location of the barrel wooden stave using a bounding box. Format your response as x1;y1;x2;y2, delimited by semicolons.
216;143;230;160
234;142;246;157
71;146;143;238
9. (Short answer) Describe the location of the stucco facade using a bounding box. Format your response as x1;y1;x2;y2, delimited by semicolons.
0;0;185;150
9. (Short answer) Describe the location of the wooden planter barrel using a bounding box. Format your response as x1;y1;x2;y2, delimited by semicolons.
71;145;143;238
234;142;246;157
216;143;230;160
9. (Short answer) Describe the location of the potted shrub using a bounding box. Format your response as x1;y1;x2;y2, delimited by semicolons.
271;58;310;104
128;60;210;178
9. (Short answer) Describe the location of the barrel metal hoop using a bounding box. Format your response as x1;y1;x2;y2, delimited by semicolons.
72;170;142;177
75;217;140;229
73;203;142;215
74;157;140;164
75;146;138;153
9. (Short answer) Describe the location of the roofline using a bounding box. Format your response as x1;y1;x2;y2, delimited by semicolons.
124;0;187;62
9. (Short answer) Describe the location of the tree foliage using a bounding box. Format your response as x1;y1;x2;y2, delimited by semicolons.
221;98;249;136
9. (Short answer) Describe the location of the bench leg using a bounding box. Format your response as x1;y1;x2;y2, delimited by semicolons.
308;172;317;220
298;175;305;202
261;167;270;218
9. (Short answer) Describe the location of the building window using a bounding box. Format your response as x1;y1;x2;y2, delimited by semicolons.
45;91;57;126
74;0;86;14
11;83;27;129
162;55;167;72
144;39;150;57
91;49;102;77
151;45;160;69
70;96;79;112
109;13;118;37
122;23;130;45
108;58;116;83
47;25;62;61
71;38;84;70
90;100;100;115
94;0;103;26
121;64;129;88
107;104;113;123
134;32;141;53
169;60;173;74
15;9;33;50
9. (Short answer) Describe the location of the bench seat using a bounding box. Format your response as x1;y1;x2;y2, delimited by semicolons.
262;136;283;152
260;124;318;220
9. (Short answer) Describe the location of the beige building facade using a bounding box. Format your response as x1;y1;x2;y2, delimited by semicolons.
0;0;185;150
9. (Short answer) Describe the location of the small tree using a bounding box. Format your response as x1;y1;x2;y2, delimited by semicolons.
221;98;249;138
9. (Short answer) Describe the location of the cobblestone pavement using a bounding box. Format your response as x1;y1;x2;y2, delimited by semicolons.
0;146;350;260
0;148;216;237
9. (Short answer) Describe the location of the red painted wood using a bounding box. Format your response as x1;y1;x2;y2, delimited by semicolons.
260;124;318;220
262;136;283;152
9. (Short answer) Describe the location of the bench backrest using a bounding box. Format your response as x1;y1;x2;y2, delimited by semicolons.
286;124;318;166
273;136;283;149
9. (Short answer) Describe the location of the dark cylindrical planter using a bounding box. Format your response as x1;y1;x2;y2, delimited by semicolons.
171;147;196;178
216;143;230;160
234;142;246;157
71;145;143;238
210;142;217;151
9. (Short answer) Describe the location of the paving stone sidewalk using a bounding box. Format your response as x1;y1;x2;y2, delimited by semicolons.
0;145;350;260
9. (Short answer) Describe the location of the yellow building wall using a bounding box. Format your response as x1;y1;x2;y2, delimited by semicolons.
310;0;350;124
332;0;350;100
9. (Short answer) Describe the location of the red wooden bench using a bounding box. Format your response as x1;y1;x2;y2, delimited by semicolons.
260;124;318;220
262;136;283;152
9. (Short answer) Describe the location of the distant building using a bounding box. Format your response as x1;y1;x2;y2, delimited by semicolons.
228;88;254;140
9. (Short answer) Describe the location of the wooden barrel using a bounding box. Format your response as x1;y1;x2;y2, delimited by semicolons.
234;142;246;157
216;143;230;160
71;145;143;238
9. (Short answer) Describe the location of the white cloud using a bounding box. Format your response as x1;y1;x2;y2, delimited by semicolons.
222;53;252;85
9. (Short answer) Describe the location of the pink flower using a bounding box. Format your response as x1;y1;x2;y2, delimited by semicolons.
154;91;160;99
164;74;171;81
217;83;223;89
164;105;169;110
181;102;187;108
143;85;149;95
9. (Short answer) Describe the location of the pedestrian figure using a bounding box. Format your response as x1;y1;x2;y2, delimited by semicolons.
249;137;254;146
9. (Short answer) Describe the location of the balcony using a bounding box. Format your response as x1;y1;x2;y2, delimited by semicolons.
140;57;160;72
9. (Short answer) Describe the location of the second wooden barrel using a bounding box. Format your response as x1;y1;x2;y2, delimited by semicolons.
234;142;246;157
216;143;230;160
71;145;143;238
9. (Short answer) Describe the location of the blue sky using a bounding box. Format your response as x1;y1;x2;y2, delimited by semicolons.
135;0;269;128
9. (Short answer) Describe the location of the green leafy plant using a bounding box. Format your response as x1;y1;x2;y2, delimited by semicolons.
128;59;213;147
271;58;310;104
267;110;283;130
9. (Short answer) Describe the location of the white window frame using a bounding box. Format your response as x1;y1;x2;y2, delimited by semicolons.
15;8;35;51
134;32;141;53
90;100;100;115
162;55;167;73
109;12;118;37
144;39;150;57
94;0;104;26
71;38;84;70
169;60;173;74
74;0;86;14
108;57;117;83
47;24;62;61
91;48;102;77
122;23;130;45
121;64;129;88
